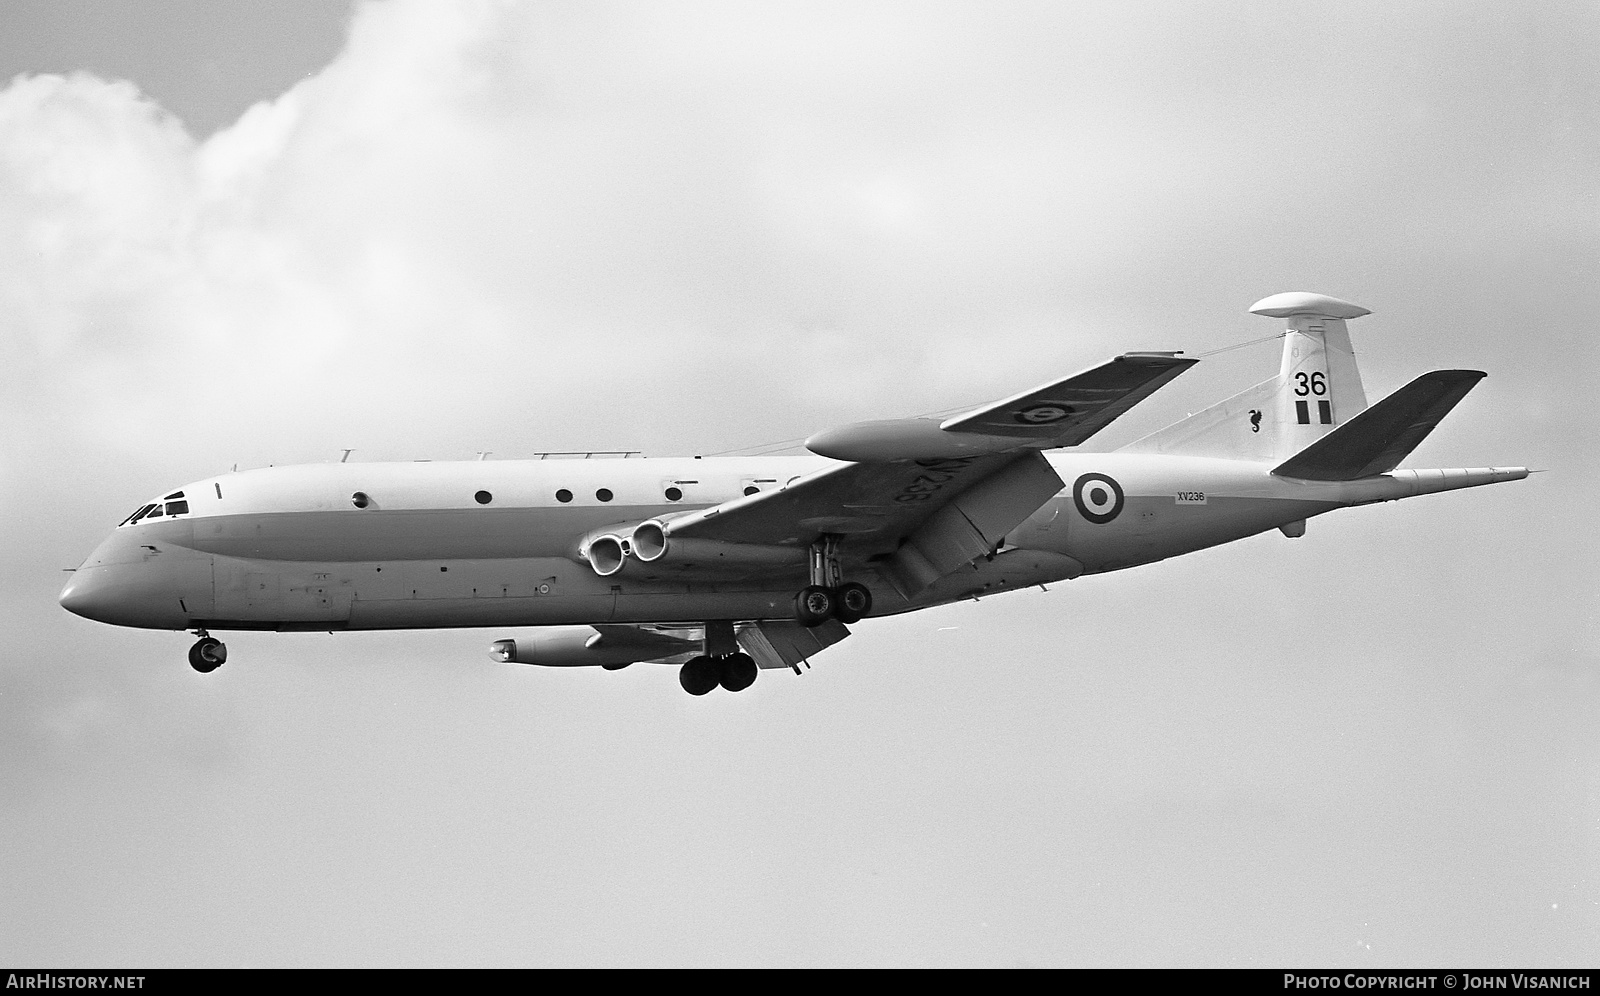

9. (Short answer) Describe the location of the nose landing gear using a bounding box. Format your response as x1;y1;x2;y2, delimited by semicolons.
188;632;227;673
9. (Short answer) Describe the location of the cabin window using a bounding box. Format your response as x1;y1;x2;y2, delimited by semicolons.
556;489;573;503
664;487;682;501
596;488;613;502
352;492;370;509
474;490;493;505
743;486;760;496
165;501;189;516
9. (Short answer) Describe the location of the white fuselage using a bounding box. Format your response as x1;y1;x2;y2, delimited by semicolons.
59;451;1401;634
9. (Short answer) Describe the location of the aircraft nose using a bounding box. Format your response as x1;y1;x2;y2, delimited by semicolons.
59;568;114;623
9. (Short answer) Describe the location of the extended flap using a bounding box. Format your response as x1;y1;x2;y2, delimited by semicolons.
882;451;1065;596
738;619;852;672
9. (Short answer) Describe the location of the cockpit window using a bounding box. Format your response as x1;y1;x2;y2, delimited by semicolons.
121;494;191;526
120;504;156;527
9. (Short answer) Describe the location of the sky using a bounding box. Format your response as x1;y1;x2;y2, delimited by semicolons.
2;0;1597;968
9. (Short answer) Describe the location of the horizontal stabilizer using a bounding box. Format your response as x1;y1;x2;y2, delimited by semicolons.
1272;370;1485;481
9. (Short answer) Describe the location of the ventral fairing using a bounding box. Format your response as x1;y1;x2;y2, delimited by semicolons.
60;293;1528;695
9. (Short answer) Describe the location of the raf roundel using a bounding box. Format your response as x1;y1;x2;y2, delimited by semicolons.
1014;403;1074;425
1073;473;1124;524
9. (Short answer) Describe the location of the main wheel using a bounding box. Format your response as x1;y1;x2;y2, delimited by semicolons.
794;585;834;627
678;655;720;696
832;582;873;624
718;652;758;692
188;637;226;673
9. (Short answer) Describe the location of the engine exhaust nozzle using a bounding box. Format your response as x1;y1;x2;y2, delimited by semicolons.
631;521;668;562
584;535;626;576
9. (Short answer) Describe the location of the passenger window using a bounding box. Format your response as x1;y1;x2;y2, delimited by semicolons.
165;501;189;516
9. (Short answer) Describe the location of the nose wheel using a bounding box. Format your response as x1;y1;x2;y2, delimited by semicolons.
188;635;227;673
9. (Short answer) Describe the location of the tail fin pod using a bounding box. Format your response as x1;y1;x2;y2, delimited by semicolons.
1122;292;1371;461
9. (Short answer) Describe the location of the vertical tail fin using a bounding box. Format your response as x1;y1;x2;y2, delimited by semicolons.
1259;292;1371;457
1122;292;1372;461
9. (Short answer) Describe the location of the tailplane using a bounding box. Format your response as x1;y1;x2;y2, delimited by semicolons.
1271;369;1485;480
1123;292;1372;461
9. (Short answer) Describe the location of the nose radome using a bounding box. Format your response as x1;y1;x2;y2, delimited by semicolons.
59;568;112;623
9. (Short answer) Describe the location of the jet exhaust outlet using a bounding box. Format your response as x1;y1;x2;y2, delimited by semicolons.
574;519;802;577
631;521;668;562
585;535;626;576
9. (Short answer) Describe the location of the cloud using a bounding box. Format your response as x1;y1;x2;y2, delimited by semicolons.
0;0;1593;475
4;2;1594;476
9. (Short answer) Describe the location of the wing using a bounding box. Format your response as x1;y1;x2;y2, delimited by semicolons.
668;450;1026;546
661;451;1062;597
937;352;1197;445
804;352;1195;462
650;353;1191;597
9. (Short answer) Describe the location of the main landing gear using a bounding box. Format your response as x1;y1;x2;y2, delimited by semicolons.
678;620;758;696
678;652;758;696
188;631;227;673
794;537;873;626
